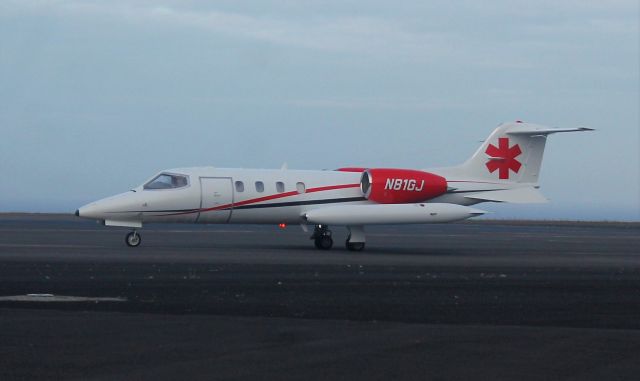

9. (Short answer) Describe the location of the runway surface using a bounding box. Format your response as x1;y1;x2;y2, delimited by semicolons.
1;214;639;380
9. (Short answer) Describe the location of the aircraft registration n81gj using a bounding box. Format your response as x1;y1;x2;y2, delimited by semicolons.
76;121;592;251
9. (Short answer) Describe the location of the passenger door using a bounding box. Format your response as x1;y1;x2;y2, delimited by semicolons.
197;177;233;223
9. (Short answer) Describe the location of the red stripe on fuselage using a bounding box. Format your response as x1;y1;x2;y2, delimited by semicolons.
160;183;360;216
231;190;298;209
306;183;361;193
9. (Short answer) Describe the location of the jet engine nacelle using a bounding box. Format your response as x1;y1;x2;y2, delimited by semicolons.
360;168;447;204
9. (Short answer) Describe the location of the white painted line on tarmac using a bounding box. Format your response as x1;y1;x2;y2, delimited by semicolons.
0;294;127;302
0;244;98;248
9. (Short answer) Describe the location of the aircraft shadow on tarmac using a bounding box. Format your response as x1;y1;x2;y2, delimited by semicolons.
125;241;465;257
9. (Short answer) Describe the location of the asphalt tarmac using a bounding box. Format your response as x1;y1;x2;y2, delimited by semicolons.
1;214;639;380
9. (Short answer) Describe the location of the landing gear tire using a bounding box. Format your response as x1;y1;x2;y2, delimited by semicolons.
346;236;365;252
314;236;333;250
125;231;141;247
311;225;333;250
346;241;365;251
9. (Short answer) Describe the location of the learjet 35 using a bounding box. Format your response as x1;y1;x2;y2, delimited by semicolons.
76;121;592;251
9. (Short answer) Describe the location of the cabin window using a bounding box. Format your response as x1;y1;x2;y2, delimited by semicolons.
296;182;306;194
144;173;189;190
276;182;285;193
255;181;264;193
235;181;245;192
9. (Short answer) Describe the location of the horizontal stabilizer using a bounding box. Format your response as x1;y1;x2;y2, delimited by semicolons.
464;187;548;204
507;127;594;136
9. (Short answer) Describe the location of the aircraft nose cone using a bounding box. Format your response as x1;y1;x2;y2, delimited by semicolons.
77;191;142;221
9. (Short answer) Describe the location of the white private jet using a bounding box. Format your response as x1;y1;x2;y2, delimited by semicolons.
76;121;592;251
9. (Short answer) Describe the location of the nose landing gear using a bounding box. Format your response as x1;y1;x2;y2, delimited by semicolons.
125;231;141;247
311;225;333;250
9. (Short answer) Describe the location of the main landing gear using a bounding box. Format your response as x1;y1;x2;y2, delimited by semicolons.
345;239;365;252
311;225;333;250
311;225;366;251
345;225;365;252
125;231;141;247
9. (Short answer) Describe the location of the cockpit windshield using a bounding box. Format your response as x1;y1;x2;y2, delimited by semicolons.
143;173;189;190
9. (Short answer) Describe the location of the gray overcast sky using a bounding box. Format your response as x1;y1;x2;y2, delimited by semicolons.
0;0;638;220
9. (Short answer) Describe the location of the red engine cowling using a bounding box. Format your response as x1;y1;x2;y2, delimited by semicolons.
360;168;447;204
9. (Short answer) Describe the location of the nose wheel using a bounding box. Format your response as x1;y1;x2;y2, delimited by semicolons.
311;225;333;250
125;231;141;247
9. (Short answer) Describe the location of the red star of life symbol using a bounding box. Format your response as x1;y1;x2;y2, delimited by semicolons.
485;137;522;179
